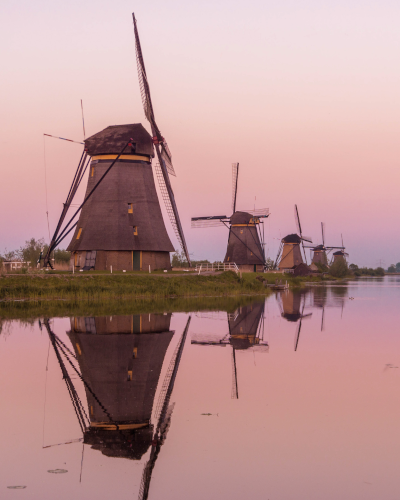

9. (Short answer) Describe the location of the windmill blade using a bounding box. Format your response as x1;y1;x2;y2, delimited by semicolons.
294;319;302;351
241;208;270;218
160;143;176;177
294;204;302;236
294;300;306;351
232;163;239;213
133;14;190;264
191;215;228;228
300;236;313;243
321;307;325;332
321;222;325;246
341;233;344;248
231;347;239;399
138;316;191;500
294;205;308;264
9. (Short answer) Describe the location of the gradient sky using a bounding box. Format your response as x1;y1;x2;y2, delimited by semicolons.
1;0;400;266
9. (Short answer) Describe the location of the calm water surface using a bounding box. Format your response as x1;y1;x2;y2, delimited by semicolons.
1;277;399;499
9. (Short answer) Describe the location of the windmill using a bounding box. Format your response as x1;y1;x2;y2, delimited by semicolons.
43;311;191;485
332;234;349;263
276;289;312;350
191;302;268;399
42;13;190;270
275;205;312;270
191;163;270;272
307;223;345;269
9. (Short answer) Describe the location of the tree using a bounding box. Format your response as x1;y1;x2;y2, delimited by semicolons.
349;263;358;271
375;267;385;276
396;263;400;272
171;250;188;268
329;258;349;278
388;264;396;273
19;238;45;266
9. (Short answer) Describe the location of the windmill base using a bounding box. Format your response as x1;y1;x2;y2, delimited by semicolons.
69;251;172;272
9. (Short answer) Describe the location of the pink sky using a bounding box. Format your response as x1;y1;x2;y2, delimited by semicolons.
1;0;400;266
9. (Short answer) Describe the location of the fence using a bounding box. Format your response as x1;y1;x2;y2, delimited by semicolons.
194;262;240;274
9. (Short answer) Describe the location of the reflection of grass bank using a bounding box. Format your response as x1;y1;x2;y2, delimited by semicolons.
0;294;267;321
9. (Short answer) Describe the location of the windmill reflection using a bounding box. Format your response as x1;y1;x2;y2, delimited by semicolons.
191;302;268;398
276;290;312;350
43;313;191;500
277;285;348;348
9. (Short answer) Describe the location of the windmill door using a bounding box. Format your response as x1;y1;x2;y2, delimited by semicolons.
132;251;141;271
83;251;97;270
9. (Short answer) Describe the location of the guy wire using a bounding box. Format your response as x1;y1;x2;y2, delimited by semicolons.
43;136;51;242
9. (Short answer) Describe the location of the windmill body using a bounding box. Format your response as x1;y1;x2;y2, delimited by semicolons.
333;249;348;262
278;234;304;270
67;313;174;460
192;163;269;272
224;212;266;272
276;206;312;271
311;245;328;266
67;125;174;271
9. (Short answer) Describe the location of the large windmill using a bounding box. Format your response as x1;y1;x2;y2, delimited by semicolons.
191;163;270;272
307;223;345;268
191;302;268;399
42;13;190;270
275;205;312;270
43;311;191;484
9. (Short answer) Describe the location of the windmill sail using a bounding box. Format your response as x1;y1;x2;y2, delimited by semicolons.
138;316;192;500
232;163;239;213
133;13;190;265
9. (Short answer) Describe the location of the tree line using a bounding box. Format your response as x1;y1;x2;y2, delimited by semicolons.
0;238;69;267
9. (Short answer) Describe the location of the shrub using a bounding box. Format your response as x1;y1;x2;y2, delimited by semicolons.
328;259;349;278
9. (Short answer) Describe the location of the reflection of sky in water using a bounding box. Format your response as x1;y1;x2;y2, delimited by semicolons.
1;277;399;499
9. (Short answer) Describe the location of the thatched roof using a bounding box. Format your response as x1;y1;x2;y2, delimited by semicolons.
230;211;254;225
85;124;154;157
282;234;301;244
333;250;345;256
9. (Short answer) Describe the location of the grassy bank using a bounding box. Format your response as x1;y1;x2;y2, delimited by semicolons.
0;271;327;304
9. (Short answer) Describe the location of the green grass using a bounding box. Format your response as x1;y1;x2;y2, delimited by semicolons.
0;270;327;305
0;271;268;301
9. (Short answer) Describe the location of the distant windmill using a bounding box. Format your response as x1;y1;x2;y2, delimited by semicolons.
275;205;312;270
191;302;268;399
191;163;270;272
307;223;345;268
332;234;349;263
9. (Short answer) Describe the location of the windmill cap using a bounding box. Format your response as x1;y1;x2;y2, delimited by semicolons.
313;244;325;251
84;124;154;157
282;233;301;244
230;211;257;224
333;250;345;255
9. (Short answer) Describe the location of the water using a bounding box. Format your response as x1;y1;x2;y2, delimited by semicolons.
1;277;399;499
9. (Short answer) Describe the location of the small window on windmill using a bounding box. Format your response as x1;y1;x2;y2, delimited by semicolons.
133;226;138;236
227;257;230;261
240;229;243;234
77;228;82;239
128;203;133;214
